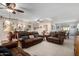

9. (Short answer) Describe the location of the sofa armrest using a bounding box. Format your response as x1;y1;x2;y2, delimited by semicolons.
2;41;18;49
58;36;64;44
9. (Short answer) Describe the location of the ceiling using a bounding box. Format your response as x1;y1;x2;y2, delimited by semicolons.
0;3;79;22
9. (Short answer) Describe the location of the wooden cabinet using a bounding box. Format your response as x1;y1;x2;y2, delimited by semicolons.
74;36;79;56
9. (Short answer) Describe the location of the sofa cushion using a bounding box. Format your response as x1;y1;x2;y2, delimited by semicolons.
29;35;34;39
48;37;59;40
21;36;29;40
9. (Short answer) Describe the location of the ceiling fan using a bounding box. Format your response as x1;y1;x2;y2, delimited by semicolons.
0;3;24;14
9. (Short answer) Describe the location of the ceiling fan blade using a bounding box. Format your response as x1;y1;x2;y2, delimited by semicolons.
0;7;4;9
15;9;24;13
0;3;6;7
0;3;9;9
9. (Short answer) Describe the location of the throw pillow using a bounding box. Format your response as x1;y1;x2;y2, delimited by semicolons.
29;35;34;39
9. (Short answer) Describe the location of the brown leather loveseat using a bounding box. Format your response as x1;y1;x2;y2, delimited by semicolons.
46;31;66;45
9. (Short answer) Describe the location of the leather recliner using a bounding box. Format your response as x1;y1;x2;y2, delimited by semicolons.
46;32;65;45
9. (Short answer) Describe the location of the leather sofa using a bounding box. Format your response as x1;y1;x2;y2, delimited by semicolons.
8;31;43;48
2;41;30;56
46;31;65;45
21;37;43;48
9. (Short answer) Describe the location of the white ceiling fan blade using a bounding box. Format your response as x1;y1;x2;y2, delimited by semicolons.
0;3;6;7
0;3;8;9
0;7;4;9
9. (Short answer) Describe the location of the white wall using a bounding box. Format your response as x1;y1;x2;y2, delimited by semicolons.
37;22;52;35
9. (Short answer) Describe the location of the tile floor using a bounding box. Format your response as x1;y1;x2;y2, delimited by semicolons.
23;36;75;56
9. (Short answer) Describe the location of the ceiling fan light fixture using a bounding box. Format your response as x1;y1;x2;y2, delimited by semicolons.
6;9;13;13
12;11;16;14
6;3;16;9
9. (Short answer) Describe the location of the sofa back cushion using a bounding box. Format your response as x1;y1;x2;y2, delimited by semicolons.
13;31;40;39
50;32;58;37
18;31;28;38
33;32;39;37
21;36;29;40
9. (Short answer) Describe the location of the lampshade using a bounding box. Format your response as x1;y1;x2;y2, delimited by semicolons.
4;25;14;33
4;20;14;33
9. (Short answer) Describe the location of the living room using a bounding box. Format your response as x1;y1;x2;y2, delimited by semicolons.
0;3;79;56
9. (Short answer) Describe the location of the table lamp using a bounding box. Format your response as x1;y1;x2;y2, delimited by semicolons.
4;20;14;42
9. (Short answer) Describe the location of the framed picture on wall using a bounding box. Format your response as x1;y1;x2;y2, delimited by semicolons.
44;25;48;31
72;25;76;28
28;25;31;28
56;24;59;29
